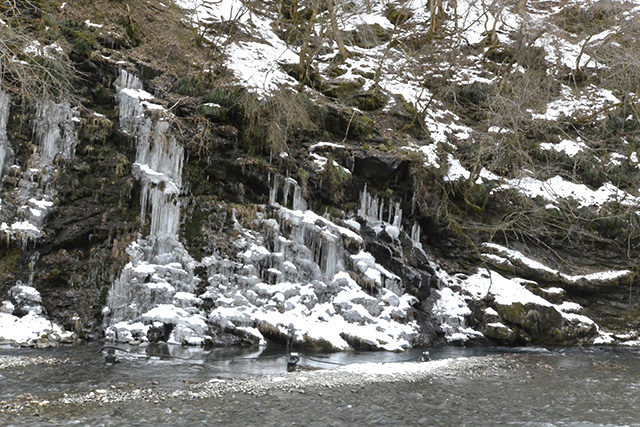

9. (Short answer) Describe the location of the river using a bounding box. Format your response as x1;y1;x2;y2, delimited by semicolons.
1;344;640;426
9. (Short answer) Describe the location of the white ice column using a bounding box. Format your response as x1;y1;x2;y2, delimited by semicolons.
34;100;78;162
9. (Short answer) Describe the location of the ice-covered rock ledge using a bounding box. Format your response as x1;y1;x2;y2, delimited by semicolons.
430;243;634;346
202;200;421;352
0;284;74;347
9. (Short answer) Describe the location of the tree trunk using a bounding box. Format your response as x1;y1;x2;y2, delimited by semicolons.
297;0;319;90
327;0;348;62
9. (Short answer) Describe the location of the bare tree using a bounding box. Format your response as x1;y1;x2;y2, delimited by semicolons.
327;0;348;62
0;1;73;101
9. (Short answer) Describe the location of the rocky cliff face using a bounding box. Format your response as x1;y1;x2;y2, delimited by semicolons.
1;0;640;348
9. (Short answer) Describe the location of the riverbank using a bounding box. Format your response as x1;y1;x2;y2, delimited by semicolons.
2;347;640;426
1;353;509;424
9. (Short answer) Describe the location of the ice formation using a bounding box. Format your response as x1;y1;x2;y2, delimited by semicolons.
0;94;79;246
0;88;11;178
106;144;422;349
202;179;420;351
105;70;203;345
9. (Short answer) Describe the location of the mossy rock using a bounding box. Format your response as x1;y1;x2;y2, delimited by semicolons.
356;88;387;111
495;302;563;338
353;69;376;80
340;333;381;351
258;321;290;346
456;82;492;107
0;247;21;292
322;78;365;99
59;20;98;55
79;115;114;143
485;45;515;64
349;114;375;140
385;3;413;25
328;66;348;78
350;23;392;48
483;323;517;343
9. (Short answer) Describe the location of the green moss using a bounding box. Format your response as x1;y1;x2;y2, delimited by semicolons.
183;215;204;261
328;66;348;77
353;69;376;80
349;114;375;139
297;168;309;194
356;88;387;111
483;323;517;342
0;247;21;291
59;20;98;55
114;15;142;47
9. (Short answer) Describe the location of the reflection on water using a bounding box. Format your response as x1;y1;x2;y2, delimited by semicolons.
2;344;640;426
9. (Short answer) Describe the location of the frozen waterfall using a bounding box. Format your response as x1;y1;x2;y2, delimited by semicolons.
105;70;203;345
1;95;79;246
34;100;78;162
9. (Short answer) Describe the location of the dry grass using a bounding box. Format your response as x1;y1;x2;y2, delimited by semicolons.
55;0;229;82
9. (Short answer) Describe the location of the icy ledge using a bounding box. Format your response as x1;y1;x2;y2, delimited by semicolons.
432;243;631;345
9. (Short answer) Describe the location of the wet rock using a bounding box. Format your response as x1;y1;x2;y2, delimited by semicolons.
353;155;409;188
147;323;173;343
340;333;380;351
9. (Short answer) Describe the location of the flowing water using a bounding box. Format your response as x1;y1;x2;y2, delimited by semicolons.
2;344;640;426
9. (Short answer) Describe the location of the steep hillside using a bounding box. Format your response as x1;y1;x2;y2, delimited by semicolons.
1;0;640;349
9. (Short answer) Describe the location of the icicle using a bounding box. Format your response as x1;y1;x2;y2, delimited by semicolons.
115;69;147;134
358;184;368;218
114;69;143;91
34;100;78;161
282;178;292;208
321;231;340;277
269;174;280;206
292;185;307;211
411;222;421;247
133;119;184;235
387;202;393;224
0;89;10;177
106;70;198;336
392;202;402;228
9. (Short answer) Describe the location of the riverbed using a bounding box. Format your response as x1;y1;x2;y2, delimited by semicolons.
2;344;640;426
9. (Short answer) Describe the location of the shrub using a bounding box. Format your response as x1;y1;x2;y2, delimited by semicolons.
558;1;622;35
173;76;206;96
206;87;243;107
0;5;74;101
